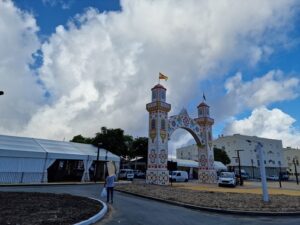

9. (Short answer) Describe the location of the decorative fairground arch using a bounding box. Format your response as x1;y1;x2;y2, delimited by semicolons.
146;83;217;185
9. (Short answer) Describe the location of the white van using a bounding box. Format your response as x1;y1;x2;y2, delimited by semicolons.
119;169;134;180
169;171;188;182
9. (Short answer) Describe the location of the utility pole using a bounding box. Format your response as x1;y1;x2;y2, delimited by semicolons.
293;158;299;185
278;161;282;188
235;150;244;186
251;159;255;179
94;142;102;183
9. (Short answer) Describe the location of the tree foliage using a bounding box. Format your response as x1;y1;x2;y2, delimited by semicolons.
70;127;148;159
92;127;132;158
130;137;148;159
70;135;92;144
214;147;231;165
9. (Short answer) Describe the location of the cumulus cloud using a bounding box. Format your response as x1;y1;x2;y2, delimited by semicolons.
224;107;300;148
212;70;300;123
0;0;42;133
0;0;299;142
225;70;299;107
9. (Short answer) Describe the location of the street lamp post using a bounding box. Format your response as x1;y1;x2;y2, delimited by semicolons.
104;149;108;178
278;161;282;188
94;142;102;183
235;150;244;186
247;140;269;202
251;159;255;179
293;158;299;185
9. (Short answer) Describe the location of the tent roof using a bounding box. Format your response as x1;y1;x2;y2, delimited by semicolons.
173;158;227;170
0;134;120;161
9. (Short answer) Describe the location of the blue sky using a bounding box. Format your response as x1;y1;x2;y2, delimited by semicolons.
0;0;300;150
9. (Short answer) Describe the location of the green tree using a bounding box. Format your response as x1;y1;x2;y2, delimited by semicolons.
214;147;231;165
70;135;93;144
130;137;148;159
92;127;133;158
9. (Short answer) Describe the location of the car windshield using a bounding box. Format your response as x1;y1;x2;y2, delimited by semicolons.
220;173;234;178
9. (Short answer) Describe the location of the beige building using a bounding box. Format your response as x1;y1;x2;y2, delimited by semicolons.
177;134;286;178
283;147;300;180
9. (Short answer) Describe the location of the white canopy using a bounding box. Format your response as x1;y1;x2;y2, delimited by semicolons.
174;158;227;170
0;134;120;161
0;134;120;183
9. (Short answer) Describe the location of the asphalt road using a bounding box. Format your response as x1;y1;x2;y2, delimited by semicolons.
0;184;299;225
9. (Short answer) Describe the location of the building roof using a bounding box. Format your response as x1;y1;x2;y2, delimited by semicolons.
197;102;209;108
0;134;120;161
173;158;227;170
151;83;166;90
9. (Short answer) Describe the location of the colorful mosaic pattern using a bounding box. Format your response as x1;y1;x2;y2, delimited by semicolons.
168;108;203;144
198;170;217;183
159;149;167;164
146;170;169;185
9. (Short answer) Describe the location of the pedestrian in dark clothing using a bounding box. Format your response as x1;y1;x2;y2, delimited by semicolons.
105;174;116;203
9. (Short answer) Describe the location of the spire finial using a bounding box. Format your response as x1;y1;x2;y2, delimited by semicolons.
203;92;206;102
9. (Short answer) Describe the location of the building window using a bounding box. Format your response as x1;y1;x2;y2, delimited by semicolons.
161;91;165;100
161;119;165;130
151;119;156;130
152;91;156;100
264;160;266;164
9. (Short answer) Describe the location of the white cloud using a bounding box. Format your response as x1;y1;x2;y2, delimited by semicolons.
213;70;300;122
42;0;73;10
225;70;299;108
224;107;300;148
0;0;42;133
0;0;299;142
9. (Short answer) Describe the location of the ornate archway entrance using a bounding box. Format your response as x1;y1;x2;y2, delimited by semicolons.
146;84;217;185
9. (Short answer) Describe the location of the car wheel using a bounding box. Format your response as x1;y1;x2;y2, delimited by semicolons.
184;179;188;182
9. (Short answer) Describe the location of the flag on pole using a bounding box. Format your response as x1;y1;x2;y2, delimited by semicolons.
203;92;206;101
159;72;168;81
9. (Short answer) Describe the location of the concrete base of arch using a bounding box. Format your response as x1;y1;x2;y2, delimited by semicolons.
198;169;218;183
146;169;169;185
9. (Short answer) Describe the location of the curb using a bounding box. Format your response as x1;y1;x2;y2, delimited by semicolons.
116;190;300;217
74;198;108;225
0;181;130;187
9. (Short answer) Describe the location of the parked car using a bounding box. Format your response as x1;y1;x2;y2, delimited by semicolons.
267;175;279;181
133;170;146;178
280;172;289;181
119;169;134;180
241;171;249;180
218;172;237;187
169;171;188;182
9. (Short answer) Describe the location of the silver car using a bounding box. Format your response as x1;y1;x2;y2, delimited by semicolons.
218;172;237;187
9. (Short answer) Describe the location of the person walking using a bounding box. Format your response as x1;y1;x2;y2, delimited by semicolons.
105;173;116;204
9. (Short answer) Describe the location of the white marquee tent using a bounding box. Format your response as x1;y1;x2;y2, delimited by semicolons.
0;134;120;184
174;158;227;171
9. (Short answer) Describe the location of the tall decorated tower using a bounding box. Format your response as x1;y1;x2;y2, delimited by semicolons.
146;84;171;185
194;100;217;183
